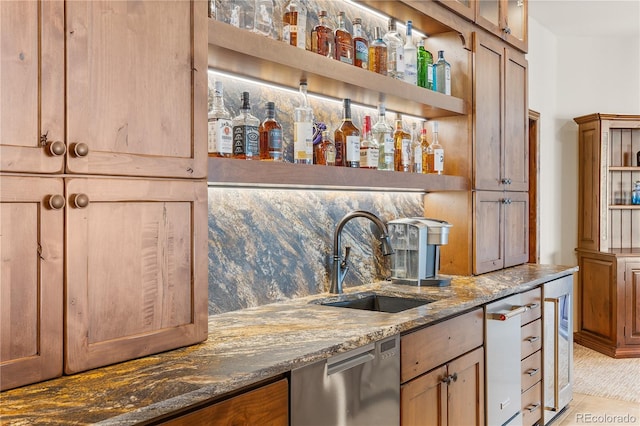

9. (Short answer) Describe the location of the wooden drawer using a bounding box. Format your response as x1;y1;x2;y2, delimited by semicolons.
520;287;542;325
521;350;541;393
521;381;543;426
521;319;542;360
401;308;483;383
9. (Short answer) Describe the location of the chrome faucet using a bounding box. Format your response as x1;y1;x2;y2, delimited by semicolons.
330;210;394;294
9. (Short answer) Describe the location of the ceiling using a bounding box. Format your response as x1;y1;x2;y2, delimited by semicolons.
528;0;640;37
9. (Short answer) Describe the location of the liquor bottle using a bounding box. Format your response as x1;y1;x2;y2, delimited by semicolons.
368;27;387;75
359;115;379;169
417;38;433;90
232;91;260;160
254;0;275;38
410;122;423;173
283;0;307;49
418;122;430;173
403;20;417;85
334;98;360;167
433;50;451;95
352;18;368;70
293;81;314;164
259;102;283;161
393;116;411;172
229;0;254;31
208;80;233;158
334;12;353;65
311;10;334;58
383;19;404;80
314;130;336;165
425;121;444;174
373;103;394;170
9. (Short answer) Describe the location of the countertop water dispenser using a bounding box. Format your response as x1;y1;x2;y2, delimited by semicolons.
387;218;452;287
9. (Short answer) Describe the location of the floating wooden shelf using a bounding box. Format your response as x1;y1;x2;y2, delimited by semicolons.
207;158;469;192
609;167;640;171
609;205;640;210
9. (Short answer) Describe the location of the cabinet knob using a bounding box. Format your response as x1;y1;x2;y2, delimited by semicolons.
503;26;512;35
71;142;89;157
71;193;90;208
501;178;512;185
502;198;512;205
47;194;65;210
47;140;67;156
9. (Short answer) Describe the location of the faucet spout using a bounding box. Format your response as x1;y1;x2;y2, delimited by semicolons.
330;210;394;294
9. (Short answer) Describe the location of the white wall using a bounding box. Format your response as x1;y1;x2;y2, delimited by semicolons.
527;18;640;267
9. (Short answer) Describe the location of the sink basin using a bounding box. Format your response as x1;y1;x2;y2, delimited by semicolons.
316;293;438;313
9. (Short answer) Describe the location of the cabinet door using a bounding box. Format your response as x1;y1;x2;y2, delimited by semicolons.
447;347;484;426
401;365;448;426
504;50;528;192
576;120;601;251
64;177;208;373
0;1;65;174
473;191;503;274
65;0;207;179
624;261;640;346
0;176;64;390
503;191;529;268
435;0;475;21
476;0;527;52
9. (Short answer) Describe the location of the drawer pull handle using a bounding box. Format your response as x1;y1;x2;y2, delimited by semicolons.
441;372;458;385
526;402;541;412
526;336;540;344
488;305;528;321
526;302;540;310
526;368;539;376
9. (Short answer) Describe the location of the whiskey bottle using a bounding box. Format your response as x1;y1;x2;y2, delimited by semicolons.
383;19;404;80
368;27;387;75
403;20;417;85
417;38;433;89
372;102;394;170
232;91;260;160
259;102;283;161
283;0;307;49
393;116;411;172
293;81;314;164
311;10;334;58
314;130;336;166
208;80;233;158
334;12;354;65
352;18;368;69
425;121;444;174
433;50;451;95
359;115;379;169
334;98;360;167
418;122;430;173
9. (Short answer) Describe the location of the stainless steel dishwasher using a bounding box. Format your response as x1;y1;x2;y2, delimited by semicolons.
290;334;400;426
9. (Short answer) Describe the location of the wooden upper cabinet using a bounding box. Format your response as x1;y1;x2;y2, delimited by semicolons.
0;176;64;391
65;0;207;179
476;0;527;52
504;49;528;192
64;177;208;374
0;1;65;174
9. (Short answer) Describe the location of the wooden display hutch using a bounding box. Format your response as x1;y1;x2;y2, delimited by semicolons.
574;113;640;358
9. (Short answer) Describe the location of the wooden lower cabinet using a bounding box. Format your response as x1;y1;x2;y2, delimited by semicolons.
159;378;288;426
575;249;640;358
400;309;484;426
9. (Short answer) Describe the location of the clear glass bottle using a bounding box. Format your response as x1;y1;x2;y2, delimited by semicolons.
259;102;283;161
334;98;360;167
368;27;387;75
403;20;417;85
283;0;307;49
410;122;422;173
228;0;254;31
425;121;444;174
359;115;379;169
393;116;411;172
417;38;433;90
334;12;353;65
373;103;394;170
254;0;275;38
632;181;640;205
311;10;334;58
433;50;451;95
417;122;430;173
208;80;233;158
314;130;336;165
383;19;404;80
352;18;368;70
293;81;314;164
232;91;260;160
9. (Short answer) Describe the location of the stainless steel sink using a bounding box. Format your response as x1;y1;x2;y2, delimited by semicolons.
315;292;438;313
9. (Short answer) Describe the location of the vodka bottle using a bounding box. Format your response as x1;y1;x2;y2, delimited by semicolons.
293;81;314;164
373;103;394;170
311;10;334;58
334;12;354;65
352;18;368;70
283;0;307;49
232;92;260;160
417;38;433;89
433;50;451;95
359;115;379;169
368;27;387;75
259;102;283;161
410;122;423;173
426;121;444;174
403;20;417;85
383;19;404;80
208;80;233;158
334;98;360;167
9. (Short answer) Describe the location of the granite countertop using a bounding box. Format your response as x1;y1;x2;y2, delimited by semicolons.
0;264;577;425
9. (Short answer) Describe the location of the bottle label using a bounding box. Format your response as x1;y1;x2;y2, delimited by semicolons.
434;148;444;172
294;121;313;161
233;125;259;157
384;135;394;161
209;118;233;154
268;128;283;161
346;135;360;163
402;138;412;166
354;40;368;69
413;146;423;173
360;146;379;168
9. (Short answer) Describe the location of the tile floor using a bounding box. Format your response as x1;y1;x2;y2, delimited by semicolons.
553;393;640;425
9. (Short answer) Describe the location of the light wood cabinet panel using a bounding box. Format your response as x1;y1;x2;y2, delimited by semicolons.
521;381;542;426
504;50;528;192
520;319;541;360
401;365;448;426
0;175;64;390
65;0;207;179
446;347;484;426
475;0;527;52
504;191;529;268
65;178;208;373
576;119;601;251
0;0;65;174
624;261;640;346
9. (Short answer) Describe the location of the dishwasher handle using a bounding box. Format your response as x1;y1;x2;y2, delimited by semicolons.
487;303;538;321
327;348;376;376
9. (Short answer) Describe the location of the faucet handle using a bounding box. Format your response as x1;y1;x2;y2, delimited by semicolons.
341;246;351;267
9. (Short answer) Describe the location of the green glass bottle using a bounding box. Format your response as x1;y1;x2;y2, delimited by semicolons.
417;38;433;90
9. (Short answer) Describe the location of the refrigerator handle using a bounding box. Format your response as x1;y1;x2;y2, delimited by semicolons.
545;297;561;411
